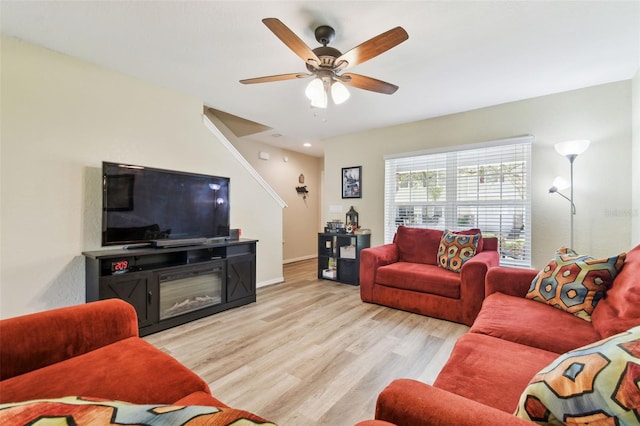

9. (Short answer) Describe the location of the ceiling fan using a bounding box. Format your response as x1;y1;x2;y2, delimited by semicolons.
240;18;409;108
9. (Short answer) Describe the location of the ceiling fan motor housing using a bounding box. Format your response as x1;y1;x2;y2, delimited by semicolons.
314;25;335;46
307;46;343;71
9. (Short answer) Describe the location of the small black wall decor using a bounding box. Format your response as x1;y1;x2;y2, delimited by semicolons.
342;166;362;199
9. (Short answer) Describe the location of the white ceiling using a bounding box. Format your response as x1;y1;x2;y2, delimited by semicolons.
2;1;639;157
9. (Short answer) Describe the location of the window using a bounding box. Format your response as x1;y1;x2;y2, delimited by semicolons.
384;136;532;267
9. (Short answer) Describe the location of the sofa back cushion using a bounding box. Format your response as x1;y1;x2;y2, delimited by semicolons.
393;226;483;265
394;226;442;265
592;244;640;338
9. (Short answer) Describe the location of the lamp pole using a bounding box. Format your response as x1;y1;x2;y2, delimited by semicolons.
567;154;577;249
553;140;589;250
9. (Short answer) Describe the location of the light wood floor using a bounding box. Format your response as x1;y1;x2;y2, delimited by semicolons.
144;259;469;426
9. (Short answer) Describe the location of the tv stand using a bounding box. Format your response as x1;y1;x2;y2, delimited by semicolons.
83;239;257;336
151;237;207;248
123;243;154;250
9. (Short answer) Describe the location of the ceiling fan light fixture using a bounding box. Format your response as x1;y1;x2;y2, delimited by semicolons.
331;80;350;105
310;89;328;109
306;77;329;108
305;78;324;101
310;94;328;109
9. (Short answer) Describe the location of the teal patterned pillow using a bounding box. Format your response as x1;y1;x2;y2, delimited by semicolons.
526;247;626;321
515;326;640;424
0;396;276;425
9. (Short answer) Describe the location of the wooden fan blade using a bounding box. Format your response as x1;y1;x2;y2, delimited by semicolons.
336;27;408;70
262;18;321;66
341;73;399;94
240;73;311;84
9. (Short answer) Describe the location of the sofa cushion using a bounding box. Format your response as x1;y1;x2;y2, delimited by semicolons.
526;247;626;321
0;337;210;405
437;230;481;273
0;396;275;425
470;292;601;354
376;262;461;299
592;244;640;338
394;226;443;265
433;333;559;413
393;226;483;266
515;326;640;425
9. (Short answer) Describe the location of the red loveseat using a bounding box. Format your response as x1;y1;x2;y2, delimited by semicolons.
0;299;271;424
359;226;499;326
368;243;640;425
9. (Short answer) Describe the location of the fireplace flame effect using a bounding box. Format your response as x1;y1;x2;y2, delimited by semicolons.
163;295;219;319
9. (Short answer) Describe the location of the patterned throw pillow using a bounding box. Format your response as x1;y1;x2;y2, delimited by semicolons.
526;247;626;321
437;230;481;273
0;396;276;425
515;326;640;425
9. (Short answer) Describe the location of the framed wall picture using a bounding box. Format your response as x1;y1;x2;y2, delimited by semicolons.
342;166;362;199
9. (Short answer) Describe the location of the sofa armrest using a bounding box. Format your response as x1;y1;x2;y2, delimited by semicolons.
485;266;538;298
460;237;500;278
480;236;499;252
457;249;499;324
375;379;532;426
359;244;399;301
0;299;139;380
461;250;500;276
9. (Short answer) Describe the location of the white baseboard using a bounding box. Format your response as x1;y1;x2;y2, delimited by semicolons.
257;256;317;288
283;254;317;264
257;277;284;288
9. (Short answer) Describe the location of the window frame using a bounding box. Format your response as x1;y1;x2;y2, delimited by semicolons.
384;136;533;267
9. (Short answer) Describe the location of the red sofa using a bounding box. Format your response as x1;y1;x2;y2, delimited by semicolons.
368;243;640;425
359;226;499;326
0;299;271;424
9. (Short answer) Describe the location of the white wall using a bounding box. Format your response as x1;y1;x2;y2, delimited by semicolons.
0;37;283;318
222;133;324;264
632;69;640;245
324;81;633;269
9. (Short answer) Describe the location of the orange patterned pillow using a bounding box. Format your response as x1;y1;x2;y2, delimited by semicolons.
437;230;481;273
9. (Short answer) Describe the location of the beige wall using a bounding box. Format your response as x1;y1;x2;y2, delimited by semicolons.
324;81;634;269
207;115;324;263
0;37;284;318
632;69;640;245
236;142;323;263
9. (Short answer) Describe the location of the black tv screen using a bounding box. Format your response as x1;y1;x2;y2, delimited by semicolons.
102;162;230;246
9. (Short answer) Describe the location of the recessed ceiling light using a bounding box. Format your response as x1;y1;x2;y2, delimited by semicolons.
271;133;282;138
303;143;312;147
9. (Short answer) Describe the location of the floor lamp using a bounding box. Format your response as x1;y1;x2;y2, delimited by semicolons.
548;139;590;249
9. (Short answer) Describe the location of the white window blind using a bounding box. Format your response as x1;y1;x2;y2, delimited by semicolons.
384;136;532;267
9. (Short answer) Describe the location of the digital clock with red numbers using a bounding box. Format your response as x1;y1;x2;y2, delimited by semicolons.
111;260;130;274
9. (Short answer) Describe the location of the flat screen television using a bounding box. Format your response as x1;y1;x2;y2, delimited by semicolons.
102;162;230;246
